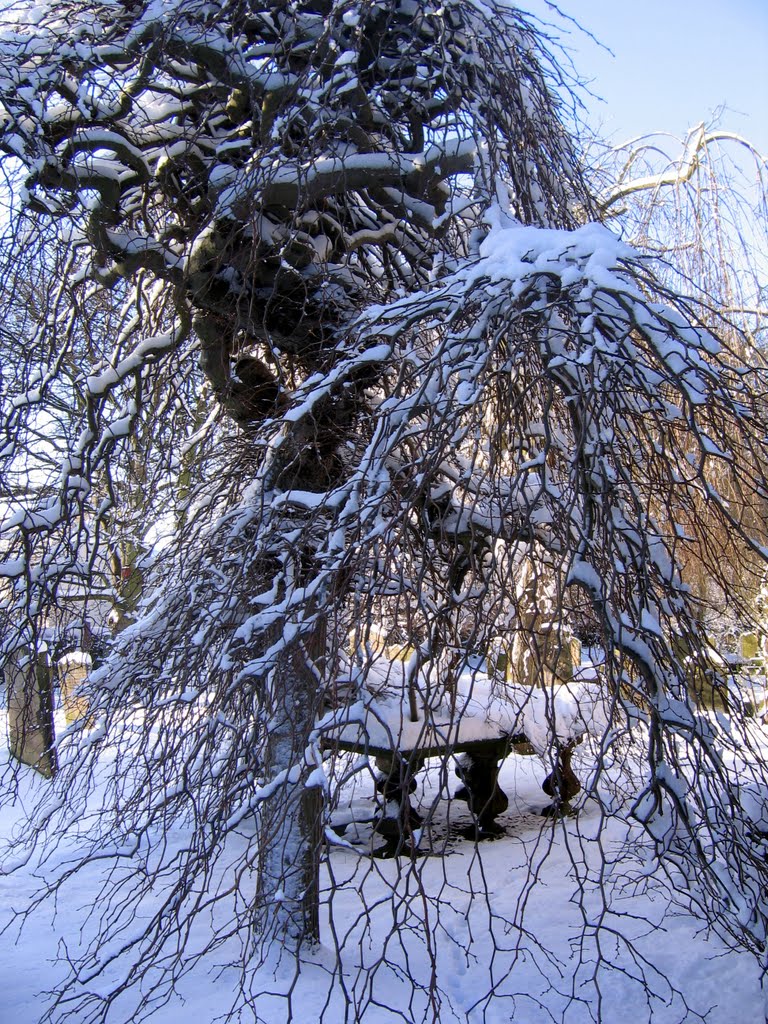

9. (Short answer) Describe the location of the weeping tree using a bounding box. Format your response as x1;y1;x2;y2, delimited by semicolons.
1;1;768;1021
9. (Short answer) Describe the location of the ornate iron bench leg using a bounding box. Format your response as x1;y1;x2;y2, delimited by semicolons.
373;754;424;853
541;740;581;817
454;753;509;837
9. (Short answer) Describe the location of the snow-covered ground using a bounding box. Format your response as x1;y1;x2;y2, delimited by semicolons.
1;702;766;1024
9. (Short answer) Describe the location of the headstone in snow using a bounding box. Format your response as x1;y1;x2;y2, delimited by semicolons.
509;561;580;687
487;636;511;680
510;624;580;688
671;634;728;711
356;623;414;664
740;632;760;661
57;652;91;724
555;637;581;683
6;647;57;778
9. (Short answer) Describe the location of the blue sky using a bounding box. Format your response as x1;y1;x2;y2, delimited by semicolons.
524;1;768;151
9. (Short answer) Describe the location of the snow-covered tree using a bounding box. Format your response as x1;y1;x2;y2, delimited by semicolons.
1;1;767;1021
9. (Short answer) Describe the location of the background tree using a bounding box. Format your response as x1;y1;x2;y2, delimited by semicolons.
0;2;767;1022
597;123;768;642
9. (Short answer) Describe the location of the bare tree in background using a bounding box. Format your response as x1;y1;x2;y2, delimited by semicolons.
601;120;767;331
598;123;768;641
0;2;767;1022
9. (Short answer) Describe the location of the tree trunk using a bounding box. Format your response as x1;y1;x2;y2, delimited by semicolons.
256;612;326;948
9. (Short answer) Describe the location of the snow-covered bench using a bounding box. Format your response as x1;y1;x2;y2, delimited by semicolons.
325;659;608;845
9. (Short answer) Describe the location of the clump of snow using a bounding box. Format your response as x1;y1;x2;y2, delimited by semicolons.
56;651;92;669
739;782;768;833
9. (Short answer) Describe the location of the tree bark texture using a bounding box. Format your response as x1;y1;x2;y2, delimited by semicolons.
256;607;326;947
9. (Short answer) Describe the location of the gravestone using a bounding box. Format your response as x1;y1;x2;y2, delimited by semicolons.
671;634;727;710
6;646;57;778
736;632;767;717
57;652;91;724
509;561;580;688
740;632;760;661
487;636;511;680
